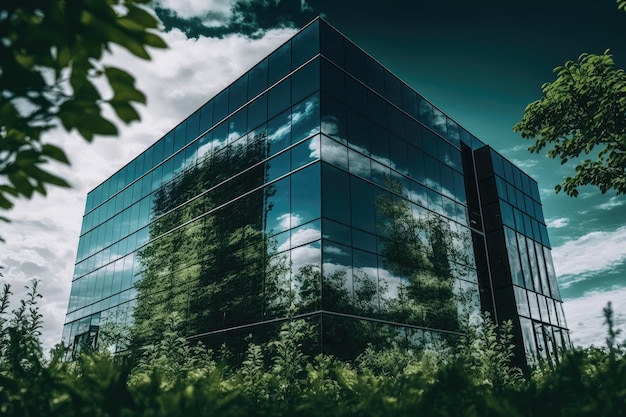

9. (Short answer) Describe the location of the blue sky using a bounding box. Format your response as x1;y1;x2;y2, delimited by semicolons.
1;0;625;350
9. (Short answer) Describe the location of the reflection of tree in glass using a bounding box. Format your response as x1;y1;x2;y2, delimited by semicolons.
292;261;389;359
376;176;471;332
131;136;289;350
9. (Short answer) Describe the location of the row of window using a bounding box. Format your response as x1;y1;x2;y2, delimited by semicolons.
504;226;560;300
78;91;322;257
81;66;322;237
68;235;480;336
64;302;474;359
85;21;322;213
514;286;566;328
74;151;475;289
318;20;484;152
77;90;476;272
520;317;570;366
500;200;550;247
82;58;473;243
477;148;541;203
496;175;545;224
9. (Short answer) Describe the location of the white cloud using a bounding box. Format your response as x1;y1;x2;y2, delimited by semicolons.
551;226;626;281
501;144;527;155
546;217;569;229
595;196;625;211
158;0;236;21
508;157;537;171
564;287;626;348
277;213;302;231
0;26;297;354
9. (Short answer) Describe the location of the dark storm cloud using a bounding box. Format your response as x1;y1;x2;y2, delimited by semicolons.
155;0;318;39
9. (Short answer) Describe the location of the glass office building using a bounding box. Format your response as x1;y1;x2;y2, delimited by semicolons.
63;18;569;366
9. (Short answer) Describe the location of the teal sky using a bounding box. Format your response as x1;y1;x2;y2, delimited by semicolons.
304;0;626;343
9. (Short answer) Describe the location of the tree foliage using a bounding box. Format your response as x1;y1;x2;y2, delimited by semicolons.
5;281;626;417
0;0;166;216
514;1;626;197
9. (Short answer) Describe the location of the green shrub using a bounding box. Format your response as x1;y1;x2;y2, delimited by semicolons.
3;280;626;417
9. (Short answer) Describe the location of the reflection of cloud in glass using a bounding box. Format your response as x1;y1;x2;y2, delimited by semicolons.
276;226;321;253
270;120;290;143
277;213;302;232
433;109;446;135
324;244;348;256
292;96;319;132
407;188;427;207
290;243;321;272
321;116;340;137
320;133;405;180
308;135;321;159
322;261;350;277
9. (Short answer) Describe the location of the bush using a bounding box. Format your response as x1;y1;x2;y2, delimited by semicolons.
2;281;626;417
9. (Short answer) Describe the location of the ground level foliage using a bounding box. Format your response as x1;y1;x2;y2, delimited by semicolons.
2;281;626;417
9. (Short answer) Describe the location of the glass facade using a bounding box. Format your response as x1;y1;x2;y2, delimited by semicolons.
63;18;568;365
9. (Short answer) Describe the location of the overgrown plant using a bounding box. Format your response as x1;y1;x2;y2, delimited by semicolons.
4;284;626;417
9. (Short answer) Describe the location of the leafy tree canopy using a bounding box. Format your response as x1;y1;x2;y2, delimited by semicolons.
0;0;166;219
513;2;626;197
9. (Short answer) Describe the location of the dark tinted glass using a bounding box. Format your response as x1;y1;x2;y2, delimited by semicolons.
292;58;320;104
389;136;408;175
248;59;268;98
402;84;419;119
350;176;375;233
405;117;421;148
247;93;267;131
266;151;290;183
269;41;291;85
387;104;405;137
422;128;437;157
321;92;346;143
366;57;385;95
268;78;291;119
369;122;389;161
213;89;229;122
385;71;402;107
424;155;441;192
163;132;174;158
322;163;350;224
320;21;344;67
346;109;369;153
408;146;426;184
320;58;345;102
345;76;367;115
291;164;321;223
322;218;351;246
344;41;366;82
292;20;319;68
229;74;248;113
174;123;186;153
367;91;386;127
186;111;200;142
199;100;213;133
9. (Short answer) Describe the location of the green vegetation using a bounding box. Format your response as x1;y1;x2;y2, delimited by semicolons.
0;0;166;221
513;1;626;197
3;280;626;417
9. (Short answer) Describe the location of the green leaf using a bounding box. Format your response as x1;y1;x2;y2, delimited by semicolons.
41;144;70;165
105;66;146;103
110;101;141;123
25;166;71;188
